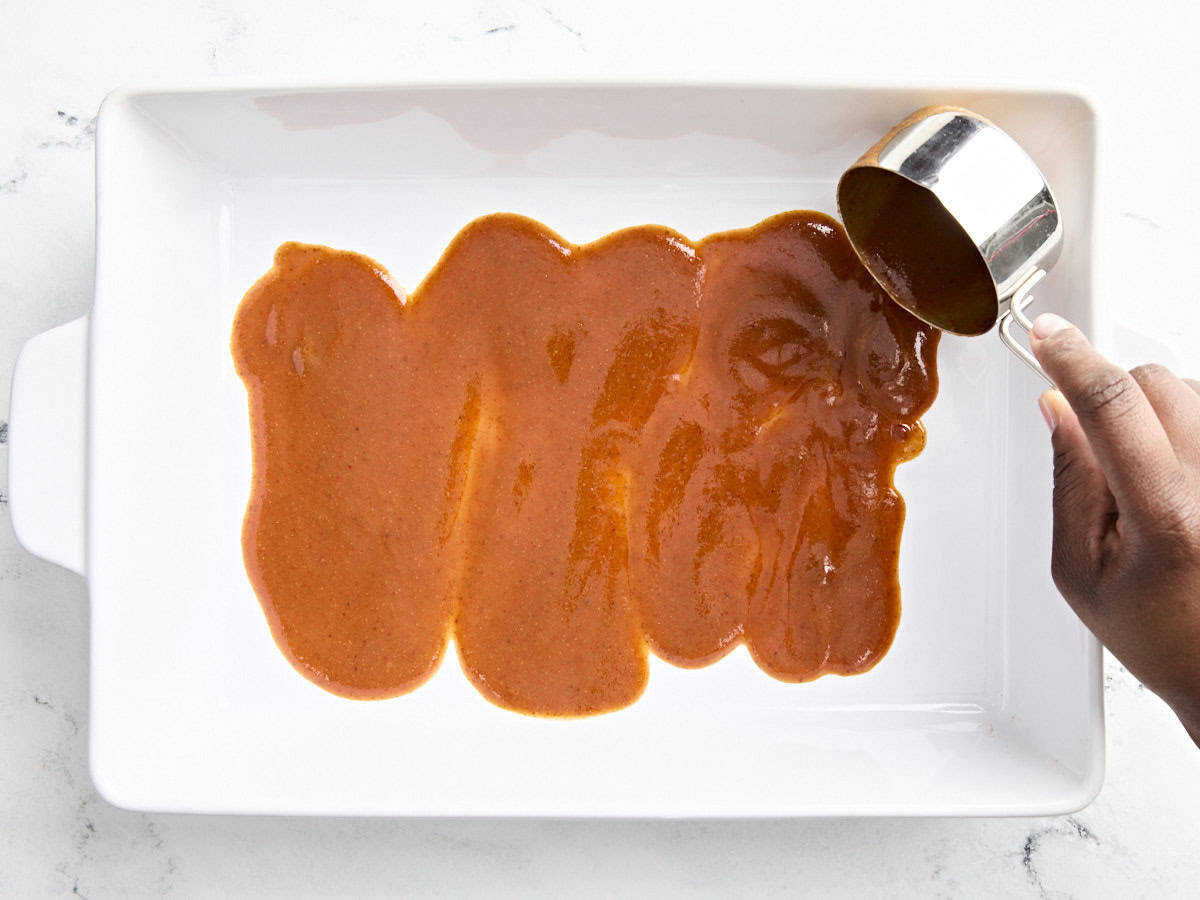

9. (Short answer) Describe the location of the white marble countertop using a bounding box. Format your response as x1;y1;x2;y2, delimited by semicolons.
2;0;1198;895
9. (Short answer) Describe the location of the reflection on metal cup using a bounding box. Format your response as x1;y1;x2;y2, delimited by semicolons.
837;105;1063;383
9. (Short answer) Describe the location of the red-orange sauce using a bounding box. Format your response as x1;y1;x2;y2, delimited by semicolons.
232;211;939;715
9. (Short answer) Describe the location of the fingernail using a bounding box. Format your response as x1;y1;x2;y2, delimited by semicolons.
1038;392;1059;433
1032;313;1073;340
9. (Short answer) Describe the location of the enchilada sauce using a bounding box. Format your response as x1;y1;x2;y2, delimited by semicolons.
232;211;939;715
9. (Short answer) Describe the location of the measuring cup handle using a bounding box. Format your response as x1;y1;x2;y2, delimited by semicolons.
998;269;1055;387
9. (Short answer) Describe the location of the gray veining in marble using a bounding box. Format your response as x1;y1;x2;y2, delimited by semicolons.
2;0;1199;896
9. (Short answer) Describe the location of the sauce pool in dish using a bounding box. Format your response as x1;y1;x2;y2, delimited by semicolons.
232;211;939;716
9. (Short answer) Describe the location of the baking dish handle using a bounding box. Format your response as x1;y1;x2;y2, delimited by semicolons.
7;315;88;576
1108;320;1183;373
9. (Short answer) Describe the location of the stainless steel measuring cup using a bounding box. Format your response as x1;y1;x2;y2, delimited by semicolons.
837;105;1062;384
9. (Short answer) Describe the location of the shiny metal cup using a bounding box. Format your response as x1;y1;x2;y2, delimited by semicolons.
837;105;1063;382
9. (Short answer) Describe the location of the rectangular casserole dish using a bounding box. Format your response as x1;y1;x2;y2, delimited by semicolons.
8;82;1102;816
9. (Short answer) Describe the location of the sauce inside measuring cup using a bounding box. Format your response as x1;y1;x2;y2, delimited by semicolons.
231;210;940;715
838;166;998;336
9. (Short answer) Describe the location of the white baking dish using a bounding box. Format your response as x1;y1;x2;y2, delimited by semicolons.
7;82;1102;816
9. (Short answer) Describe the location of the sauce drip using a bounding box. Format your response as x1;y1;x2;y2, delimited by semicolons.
232;211;939;715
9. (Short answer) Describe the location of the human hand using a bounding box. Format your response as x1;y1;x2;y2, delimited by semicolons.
1030;313;1200;747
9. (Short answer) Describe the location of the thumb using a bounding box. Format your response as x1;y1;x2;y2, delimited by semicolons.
1040;389;1118;604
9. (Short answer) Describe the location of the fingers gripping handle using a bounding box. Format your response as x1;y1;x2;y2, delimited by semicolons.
8;316;88;575
999;269;1055;387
